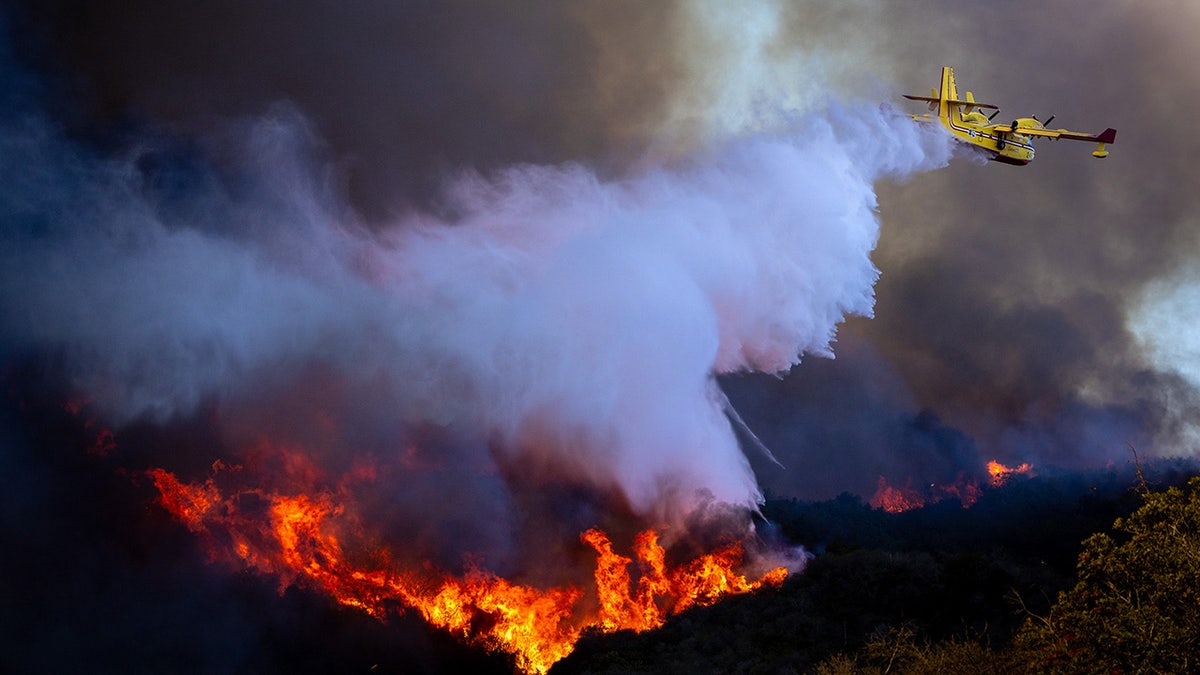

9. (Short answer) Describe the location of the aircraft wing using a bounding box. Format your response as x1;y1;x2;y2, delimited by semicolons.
902;95;1000;110
998;125;1117;144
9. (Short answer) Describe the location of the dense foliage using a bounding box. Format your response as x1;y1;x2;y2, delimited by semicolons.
1015;477;1200;673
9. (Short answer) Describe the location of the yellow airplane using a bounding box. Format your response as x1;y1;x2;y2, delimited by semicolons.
904;66;1116;165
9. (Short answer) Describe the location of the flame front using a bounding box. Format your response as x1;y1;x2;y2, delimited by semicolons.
147;450;786;674
579;528;784;635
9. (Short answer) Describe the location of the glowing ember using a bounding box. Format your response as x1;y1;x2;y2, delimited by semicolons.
87;427;116;457
147;454;787;674
63;398;116;456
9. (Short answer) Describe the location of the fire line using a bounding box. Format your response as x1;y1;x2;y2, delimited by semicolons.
147;460;786;674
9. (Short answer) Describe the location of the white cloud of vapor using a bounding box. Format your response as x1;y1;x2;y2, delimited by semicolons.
1;84;950;527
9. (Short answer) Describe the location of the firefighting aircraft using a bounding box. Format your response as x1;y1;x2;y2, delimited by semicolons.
904;66;1116;165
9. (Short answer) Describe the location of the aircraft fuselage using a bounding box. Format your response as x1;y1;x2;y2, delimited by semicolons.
948;118;1035;165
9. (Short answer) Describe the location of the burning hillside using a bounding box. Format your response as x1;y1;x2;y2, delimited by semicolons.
143;444;787;674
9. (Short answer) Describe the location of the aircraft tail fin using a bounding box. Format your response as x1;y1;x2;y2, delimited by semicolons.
898;68;959;121
904;67;997;120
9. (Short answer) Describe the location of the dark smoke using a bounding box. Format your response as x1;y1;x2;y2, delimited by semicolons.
13;0;686;218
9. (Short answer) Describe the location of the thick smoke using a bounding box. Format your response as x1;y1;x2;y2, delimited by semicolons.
1;62;950;536
12;0;1200;531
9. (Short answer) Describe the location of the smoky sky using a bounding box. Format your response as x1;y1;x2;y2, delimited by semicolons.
5;0;1200;506
850;1;1200;489
737;0;1200;497
12;0;686;218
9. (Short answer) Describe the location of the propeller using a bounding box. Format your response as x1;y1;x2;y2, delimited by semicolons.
988;110;1000;121
1043;115;1055;127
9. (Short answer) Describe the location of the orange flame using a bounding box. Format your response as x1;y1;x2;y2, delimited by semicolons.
939;478;983;509
871;461;1032;513
869;476;926;513
987;460;1034;486
146;468;220;532
146;450;786;674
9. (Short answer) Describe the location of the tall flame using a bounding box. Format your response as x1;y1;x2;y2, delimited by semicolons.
146;446;786;674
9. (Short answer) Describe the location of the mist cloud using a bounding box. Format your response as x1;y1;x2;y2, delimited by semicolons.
0;37;951;533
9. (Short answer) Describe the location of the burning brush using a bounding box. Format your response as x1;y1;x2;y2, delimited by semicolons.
871;460;1035;513
146;448;787;674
